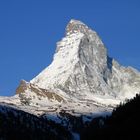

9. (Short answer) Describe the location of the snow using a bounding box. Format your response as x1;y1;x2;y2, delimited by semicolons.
31;32;84;91
0;92;113;119
0;95;20;105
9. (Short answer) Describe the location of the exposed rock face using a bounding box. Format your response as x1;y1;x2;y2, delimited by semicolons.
16;80;65;105
29;19;140;101
16;80;29;95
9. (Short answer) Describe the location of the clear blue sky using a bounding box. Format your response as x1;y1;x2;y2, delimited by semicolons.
0;0;140;96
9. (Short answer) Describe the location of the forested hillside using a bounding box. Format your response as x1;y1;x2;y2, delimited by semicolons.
81;94;140;140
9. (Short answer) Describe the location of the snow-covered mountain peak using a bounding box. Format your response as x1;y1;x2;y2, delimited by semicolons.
69;19;85;25
66;19;96;36
30;19;140;102
30;20;108;97
1;19;139;112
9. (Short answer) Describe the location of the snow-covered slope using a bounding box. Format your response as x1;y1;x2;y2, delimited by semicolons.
0;19;140;119
30;19;140;102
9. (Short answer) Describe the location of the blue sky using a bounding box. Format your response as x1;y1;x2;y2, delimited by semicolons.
0;0;140;96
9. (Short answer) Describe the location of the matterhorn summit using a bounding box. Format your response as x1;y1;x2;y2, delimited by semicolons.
30;19;140;102
0;19;140;118
31;19;109;99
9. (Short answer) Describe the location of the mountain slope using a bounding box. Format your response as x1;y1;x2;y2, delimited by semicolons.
30;19;140;101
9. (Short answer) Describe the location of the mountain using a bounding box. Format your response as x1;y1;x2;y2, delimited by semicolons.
0;19;140;139
29;19;140;101
19;19;140;104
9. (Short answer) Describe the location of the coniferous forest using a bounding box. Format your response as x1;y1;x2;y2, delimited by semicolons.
0;105;71;140
81;94;140;140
